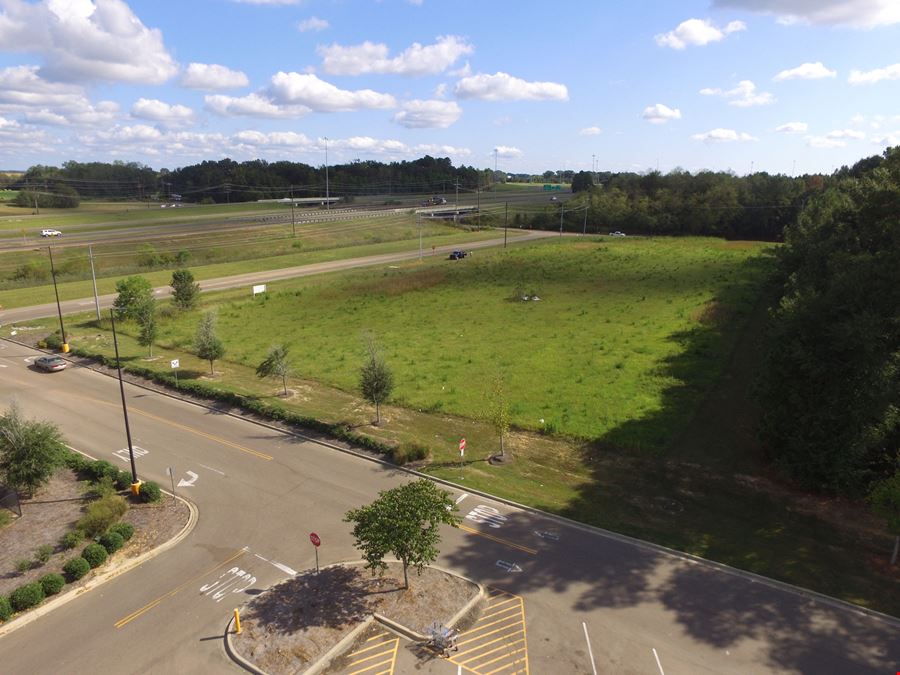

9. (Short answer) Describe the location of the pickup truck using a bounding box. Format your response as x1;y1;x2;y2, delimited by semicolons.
448;250;467;260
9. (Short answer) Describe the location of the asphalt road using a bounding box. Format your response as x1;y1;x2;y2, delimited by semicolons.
0;229;554;324
0;342;897;674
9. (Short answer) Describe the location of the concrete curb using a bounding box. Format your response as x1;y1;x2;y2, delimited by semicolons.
225;612;269;675
303;616;375;675
4;336;900;629
0;477;197;639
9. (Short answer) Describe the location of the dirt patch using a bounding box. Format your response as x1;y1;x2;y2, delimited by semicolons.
232;562;479;675
0;467;190;600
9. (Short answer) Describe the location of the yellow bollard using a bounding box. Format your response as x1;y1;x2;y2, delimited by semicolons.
62;343;70;353
130;480;142;497
233;608;242;634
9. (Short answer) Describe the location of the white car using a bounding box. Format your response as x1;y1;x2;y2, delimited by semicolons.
608;231;626;237
41;229;62;237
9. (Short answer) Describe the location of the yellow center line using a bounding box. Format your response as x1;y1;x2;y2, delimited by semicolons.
83;395;273;460
458;524;537;555
115;548;246;628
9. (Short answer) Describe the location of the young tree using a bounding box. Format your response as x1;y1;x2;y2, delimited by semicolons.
112;275;153;321
0;403;67;497
870;473;900;565
360;338;394;425
136;297;158;357
344;480;459;589
485;373;511;460
194;312;225;375
170;269;200;310
256;344;291;395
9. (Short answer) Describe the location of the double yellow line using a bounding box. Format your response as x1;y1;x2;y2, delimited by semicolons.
458;524;538;555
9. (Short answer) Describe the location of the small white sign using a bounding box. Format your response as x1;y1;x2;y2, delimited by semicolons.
252;284;267;296
170;359;180;369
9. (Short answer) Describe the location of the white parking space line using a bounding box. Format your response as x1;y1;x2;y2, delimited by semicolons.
653;647;666;675
583;622;598;675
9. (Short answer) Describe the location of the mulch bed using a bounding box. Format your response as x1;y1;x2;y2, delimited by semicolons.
232;562;480;675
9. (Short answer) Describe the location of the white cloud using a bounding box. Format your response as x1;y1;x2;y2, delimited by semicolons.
392;100;462;128
319;35;472;76
826;128;865;139
231;0;300;4
580;126;602;136
775;122;808;133
494;145;522;158
0;65;120;127
232;130;313;149
433;83;447;98
298;16;328;32
712;0;900;28
642;103;682;124
806;136;846;148
0;0;178;84
848;63;900;85
691;128;758;142
449;61;472;77
414;144;471;157
700;80;775;107
181;63;249;90
454;72;568;101
655;18;746;49
269;72;396;112
205;93;310;118
872;131;900;146
329;136;410;156
131;98;195;125
773;62;837;81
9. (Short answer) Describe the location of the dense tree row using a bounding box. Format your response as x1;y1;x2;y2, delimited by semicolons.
759;147;899;497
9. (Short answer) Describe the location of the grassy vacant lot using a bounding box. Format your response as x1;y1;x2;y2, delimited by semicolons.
9;235;899;616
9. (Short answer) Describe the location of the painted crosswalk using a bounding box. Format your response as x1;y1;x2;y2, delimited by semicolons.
448;588;529;675
341;630;399;675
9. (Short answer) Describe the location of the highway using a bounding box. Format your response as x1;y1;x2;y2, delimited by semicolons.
0;341;897;674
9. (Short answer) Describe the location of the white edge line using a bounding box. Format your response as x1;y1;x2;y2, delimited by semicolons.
272;561;298;576
199;463;226;476
455;492;468;505
653;647;665;675
583;621;598;675
254;553;269;562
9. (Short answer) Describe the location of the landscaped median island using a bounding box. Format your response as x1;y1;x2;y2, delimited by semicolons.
230;562;481;674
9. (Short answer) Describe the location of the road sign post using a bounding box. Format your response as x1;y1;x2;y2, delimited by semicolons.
166;466;176;502
310;532;321;574
171;358;180;386
458;438;466;478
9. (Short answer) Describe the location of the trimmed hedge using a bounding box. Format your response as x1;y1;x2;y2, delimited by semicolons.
63;557;90;582
10;583;44;611
108;522;134;541
81;543;108;569
0;595;11;621
98;531;125;554
39;573;65;596
139;481;162;503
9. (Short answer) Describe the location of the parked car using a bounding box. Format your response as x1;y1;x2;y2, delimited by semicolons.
448;250;468;260
40;229;62;237
34;355;67;372
608;231;627;237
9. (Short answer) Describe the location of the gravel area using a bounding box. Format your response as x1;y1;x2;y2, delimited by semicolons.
232;562;480;675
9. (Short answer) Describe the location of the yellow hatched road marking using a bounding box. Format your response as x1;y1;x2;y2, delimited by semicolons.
447;588;529;675
348;657;393;672
346;633;398;675
474;646;526;671
458;638;526;666
115;548;246;628
474;602;520;622
457;612;522;640
456;621;522;647
348;639;394;658
484;655;527;675
458;524;537;555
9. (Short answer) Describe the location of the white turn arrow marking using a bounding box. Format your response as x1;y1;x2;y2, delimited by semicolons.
177;470;198;487
495;560;522;573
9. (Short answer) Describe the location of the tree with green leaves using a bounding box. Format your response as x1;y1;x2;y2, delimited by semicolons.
360;337;394;425
112;275;153;322
485;373;511;460
136;297;158;357
194;311;225;375
256;344;291;396
0;403;67;498
870;473;900;565
571;170;594;193
170;269;200;310
344;480;459;588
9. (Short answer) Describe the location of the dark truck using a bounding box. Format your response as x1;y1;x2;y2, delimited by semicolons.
448;250;467;260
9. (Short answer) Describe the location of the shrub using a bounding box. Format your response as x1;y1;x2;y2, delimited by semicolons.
35;544;54;564
86;460;119;482
114;470;133;491
43;332;63;350
98;531;124;554
86;475;117;499
81;543;108;569
392;442;429;465
63;557;90;582
0;595;11;621
63;452;91;473
139;481;162;503
39;573;65;596
77;494;128;538
108;522;134;542
61;530;84;549
15;559;32;573
10;583;45;611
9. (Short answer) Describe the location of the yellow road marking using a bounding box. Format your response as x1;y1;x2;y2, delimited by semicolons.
456;621;522;647
484;654;527;675
458;524;537;555
475;645;526;671
348;640;393;657
478;600;520;619
458;639;526;666
448;588;529;675
114;548;246;628
83;395;273;460
346;632;398;675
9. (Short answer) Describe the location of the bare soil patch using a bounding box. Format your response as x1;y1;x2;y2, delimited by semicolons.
232;562;479;675
0;467;189;600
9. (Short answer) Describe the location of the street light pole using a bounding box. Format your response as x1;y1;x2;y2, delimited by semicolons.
110;309;141;495
559;205;564;237
324;137;330;210
289;185;296;238
48;247;69;352
88;245;101;322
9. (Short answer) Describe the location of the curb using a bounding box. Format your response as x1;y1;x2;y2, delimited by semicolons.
0;467;197;639
4;336;900;629
225;612;269;675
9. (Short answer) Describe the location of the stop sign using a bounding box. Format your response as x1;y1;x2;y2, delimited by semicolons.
309;532;321;547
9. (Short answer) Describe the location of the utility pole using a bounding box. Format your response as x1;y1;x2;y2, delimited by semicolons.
454;179;459;224
48;247;68;352
504;202;508;248
110;309;141;496
289;185;296;237
559;205;564;237
324;136;330;210
89;245;101;322
418;212;423;261
582;205;588;236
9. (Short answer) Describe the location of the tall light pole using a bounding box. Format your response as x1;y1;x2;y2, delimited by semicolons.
47;247;69;353
289;185;296;237
110;309;141;495
88;245;101;322
324;136;330;210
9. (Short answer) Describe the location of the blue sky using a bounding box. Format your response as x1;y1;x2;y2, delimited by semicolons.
0;0;898;175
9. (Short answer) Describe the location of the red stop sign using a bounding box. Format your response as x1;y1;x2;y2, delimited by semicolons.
309;532;321;547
